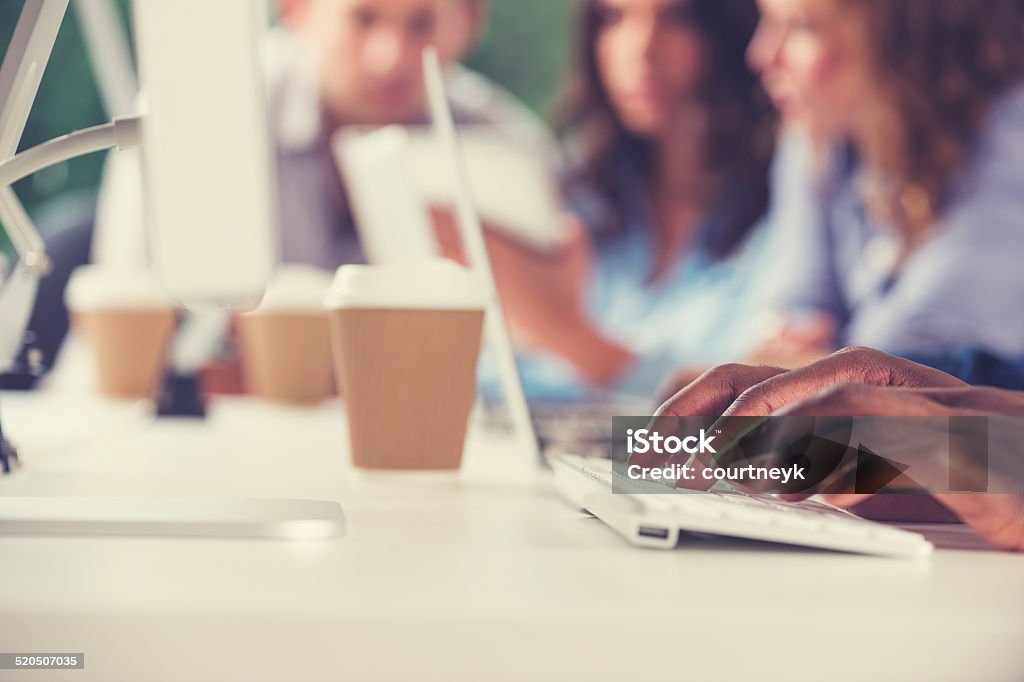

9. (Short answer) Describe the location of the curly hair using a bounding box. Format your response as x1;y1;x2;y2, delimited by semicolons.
556;0;776;260
838;0;1024;238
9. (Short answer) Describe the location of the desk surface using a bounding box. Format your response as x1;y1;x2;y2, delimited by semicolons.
1;392;1023;682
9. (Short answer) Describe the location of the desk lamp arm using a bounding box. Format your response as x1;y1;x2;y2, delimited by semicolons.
0;115;142;275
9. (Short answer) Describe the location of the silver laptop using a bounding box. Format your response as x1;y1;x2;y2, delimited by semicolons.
422;50;932;560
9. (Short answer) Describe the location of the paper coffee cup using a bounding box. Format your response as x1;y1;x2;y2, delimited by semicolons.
238;265;334;404
325;260;485;470
65;265;176;399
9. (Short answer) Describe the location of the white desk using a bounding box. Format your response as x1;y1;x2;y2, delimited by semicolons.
1;391;1023;682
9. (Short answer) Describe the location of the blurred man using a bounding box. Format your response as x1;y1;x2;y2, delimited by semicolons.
55;0;555;394
93;0;555;269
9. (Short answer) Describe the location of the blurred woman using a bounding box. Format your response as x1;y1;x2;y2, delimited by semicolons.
476;0;776;399
747;0;1024;366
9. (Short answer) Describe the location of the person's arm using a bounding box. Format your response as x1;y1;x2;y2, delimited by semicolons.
431;207;636;386
657;347;966;418
656;347;1024;550
775;384;1024;551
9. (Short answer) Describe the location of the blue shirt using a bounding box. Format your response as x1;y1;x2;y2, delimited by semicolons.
766;86;1024;357
495;152;774;401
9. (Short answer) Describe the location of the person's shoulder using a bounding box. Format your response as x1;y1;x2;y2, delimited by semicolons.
945;82;1024;215
263;28;323;153
446;64;519;118
986;82;1024;123
971;82;1024;163
447;65;554;142
927;86;1024;248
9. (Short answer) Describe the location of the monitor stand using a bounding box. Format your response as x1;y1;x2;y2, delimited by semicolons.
0;394;345;540
0;496;345;540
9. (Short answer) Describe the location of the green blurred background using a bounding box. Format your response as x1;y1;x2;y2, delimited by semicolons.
0;0;574;250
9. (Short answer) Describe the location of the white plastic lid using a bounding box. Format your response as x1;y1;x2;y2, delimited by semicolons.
245;264;334;314
324;260;485;311
65;265;174;311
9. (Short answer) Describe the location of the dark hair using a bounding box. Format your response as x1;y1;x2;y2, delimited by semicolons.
836;0;1024;239
557;0;776;259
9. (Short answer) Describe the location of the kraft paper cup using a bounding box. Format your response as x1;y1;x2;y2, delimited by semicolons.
65;265;176;399
325;260;485;471
237;265;334;405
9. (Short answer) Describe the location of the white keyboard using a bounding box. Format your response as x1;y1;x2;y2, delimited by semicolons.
550;454;933;559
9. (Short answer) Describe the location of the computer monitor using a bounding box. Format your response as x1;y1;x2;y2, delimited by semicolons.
422;48;541;462
132;0;278;308
1;0;279;307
